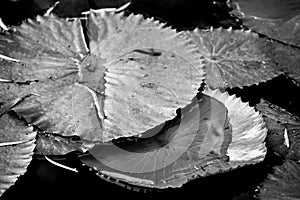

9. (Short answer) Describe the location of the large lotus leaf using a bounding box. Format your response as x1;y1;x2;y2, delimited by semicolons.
79;11;205;140
269;41;300;84
0;113;36;197
0;11;205;142
185;27;280;89
80;89;267;189
203;88;267;163
228;0;300;47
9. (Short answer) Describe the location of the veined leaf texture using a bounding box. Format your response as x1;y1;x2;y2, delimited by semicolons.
81;89;267;188
0;11;205;142
0;8;269;193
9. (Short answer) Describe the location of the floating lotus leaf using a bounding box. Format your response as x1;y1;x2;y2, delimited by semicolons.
256;99;300;160
259;160;300;200
228;0;300;47
185;27;280;89
203;88;267;163
0;113;36;196
254;100;300;199
269;41;300;84
0;11;204;143
83;12;204;140
81;93;231;188
80;89;267;189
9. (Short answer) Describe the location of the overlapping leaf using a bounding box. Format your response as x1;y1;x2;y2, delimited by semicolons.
79;11;205;140
256;99;300;160
0;113;36;197
81;93;232;188
81;89;267;189
0;11;205;143
203;88;267;164
228;0;300;47
185;27;280;88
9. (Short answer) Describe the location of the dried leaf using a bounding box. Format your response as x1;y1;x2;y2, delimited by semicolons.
228;0;300;47
185;27;280;88
0;113;36;196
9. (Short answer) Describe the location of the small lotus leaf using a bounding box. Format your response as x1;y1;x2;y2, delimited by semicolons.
228;0;300;47
185;27;280;88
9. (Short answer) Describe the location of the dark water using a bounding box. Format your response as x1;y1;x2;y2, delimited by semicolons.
1;1;299;199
